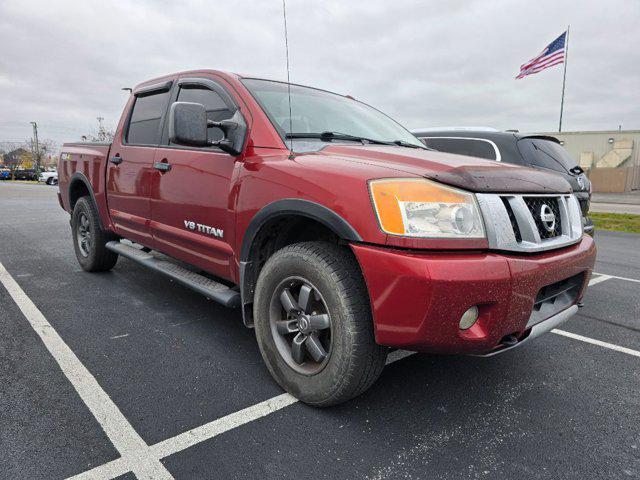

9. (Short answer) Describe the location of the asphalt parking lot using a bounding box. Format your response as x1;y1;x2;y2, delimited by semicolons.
1;182;639;480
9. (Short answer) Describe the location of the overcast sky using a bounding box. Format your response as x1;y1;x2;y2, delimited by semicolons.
1;0;638;151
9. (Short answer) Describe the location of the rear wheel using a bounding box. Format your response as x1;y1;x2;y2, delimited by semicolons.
254;242;387;407
71;196;118;272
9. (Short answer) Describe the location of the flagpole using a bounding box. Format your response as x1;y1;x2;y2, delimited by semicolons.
558;25;570;132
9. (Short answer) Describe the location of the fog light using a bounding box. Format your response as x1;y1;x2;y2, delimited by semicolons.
459;306;479;330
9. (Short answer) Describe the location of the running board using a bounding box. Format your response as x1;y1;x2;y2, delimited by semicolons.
105;241;240;308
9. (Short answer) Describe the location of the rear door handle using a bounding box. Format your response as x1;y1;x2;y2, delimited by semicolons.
110;155;123;165
154;161;171;172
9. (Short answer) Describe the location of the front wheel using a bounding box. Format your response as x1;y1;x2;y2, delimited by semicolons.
71;196;118;272
254;242;387;407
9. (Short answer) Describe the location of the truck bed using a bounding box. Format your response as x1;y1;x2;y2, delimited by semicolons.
57;142;112;224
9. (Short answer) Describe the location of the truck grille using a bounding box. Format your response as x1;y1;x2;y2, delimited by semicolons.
523;197;562;239
501;197;522;242
476;193;583;253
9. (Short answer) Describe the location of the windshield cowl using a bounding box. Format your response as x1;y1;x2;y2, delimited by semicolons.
285;131;426;149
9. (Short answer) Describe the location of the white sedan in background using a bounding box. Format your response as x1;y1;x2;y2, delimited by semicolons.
39;170;58;185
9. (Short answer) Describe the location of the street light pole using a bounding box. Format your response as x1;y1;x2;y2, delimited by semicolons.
30;121;41;176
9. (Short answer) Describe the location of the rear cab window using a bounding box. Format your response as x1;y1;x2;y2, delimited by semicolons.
420;137;498;161
126;90;171;145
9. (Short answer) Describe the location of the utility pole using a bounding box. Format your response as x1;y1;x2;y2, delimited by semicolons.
30;121;41;175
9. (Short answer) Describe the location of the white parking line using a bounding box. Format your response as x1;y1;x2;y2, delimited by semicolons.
0;262;173;480
552;329;640;358
546;271;638;354
69;349;417;479
588;274;612;286
594;272;640;284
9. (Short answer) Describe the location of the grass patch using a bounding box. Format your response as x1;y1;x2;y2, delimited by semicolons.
591;212;640;234
1;180;39;184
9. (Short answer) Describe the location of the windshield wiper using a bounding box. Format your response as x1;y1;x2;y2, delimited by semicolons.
392;139;425;149
286;131;394;146
286;131;424;149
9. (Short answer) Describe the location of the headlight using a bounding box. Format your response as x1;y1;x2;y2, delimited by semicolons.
369;178;485;238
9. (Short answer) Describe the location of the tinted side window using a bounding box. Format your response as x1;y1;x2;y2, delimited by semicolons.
175;86;234;143
422;138;497;160
127;91;171;145
517;138;576;174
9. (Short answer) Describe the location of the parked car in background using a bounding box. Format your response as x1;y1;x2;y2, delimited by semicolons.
39;170;58;185
13;169;38;181
0;167;10;180
411;128;594;235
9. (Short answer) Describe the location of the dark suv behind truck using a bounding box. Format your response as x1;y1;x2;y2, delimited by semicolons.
411;129;594;235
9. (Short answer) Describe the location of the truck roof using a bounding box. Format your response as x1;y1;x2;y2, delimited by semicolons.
132;70;354;100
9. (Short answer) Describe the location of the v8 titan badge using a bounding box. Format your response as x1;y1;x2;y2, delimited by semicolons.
184;220;224;238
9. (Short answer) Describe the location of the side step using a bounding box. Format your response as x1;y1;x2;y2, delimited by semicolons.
106;241;240;308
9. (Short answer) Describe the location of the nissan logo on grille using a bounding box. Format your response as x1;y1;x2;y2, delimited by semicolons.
539;204;556;232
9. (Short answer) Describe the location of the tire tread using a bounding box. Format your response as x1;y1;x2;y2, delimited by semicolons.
255;241;387;406
72;196;118;272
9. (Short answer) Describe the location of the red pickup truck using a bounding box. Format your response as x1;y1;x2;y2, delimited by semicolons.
58;70;596;406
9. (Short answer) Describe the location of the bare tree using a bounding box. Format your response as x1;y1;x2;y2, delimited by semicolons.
0;141;33;179
81;117;115;143
38;139;58;169
80;129;115;143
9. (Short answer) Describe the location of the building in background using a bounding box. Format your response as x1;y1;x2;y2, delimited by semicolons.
539;130;640;193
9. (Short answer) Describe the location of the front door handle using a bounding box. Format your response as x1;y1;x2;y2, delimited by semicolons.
110;155;123;165
154;161;171;172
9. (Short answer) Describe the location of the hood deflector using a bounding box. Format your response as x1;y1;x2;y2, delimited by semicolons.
425;165;571;194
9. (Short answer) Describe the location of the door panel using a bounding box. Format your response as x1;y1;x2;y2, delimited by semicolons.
106;146;156;245
150;148;237;279
107;87;172;246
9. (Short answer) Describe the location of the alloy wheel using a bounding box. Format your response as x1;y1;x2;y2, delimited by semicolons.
76;212;92;257
269;277;332;375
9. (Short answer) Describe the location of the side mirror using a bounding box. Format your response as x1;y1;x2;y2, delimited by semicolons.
169;102;209;147
169;102;247;156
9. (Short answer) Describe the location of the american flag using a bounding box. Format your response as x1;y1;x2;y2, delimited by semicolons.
516;31;566;79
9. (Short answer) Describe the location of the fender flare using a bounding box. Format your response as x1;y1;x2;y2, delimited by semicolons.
68;172;105;230
240;198;362;262
238;199;362;327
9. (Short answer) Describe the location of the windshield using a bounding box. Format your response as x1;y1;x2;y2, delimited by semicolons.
242;78;424;149
517;138;578;174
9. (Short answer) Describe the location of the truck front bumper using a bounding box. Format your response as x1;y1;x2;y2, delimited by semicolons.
351;235;596;355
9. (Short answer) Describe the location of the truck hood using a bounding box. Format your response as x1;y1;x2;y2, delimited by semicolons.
312;144;572;194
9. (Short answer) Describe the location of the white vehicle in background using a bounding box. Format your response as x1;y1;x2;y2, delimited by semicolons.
39;170;58;185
